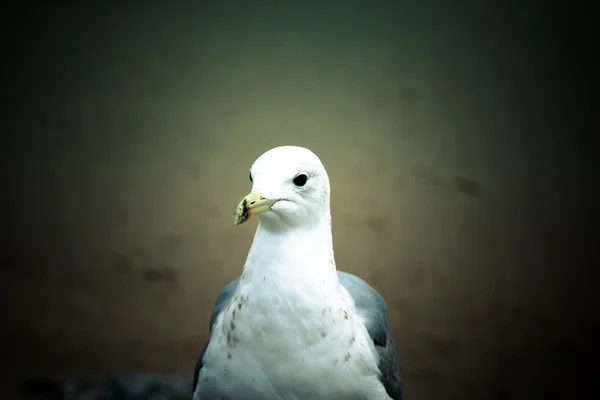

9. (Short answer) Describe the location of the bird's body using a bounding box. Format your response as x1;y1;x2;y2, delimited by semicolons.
193;146;403;400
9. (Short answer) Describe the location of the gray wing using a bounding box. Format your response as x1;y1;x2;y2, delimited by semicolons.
338;271;404;400
193;273;403;399
193;277;240;395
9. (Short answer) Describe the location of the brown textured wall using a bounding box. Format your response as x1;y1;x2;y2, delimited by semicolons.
1;3;595;399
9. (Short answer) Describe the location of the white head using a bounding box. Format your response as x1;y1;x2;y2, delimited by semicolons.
233;146;331;231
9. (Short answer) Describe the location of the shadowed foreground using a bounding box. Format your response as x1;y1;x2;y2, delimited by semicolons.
21;375;192;400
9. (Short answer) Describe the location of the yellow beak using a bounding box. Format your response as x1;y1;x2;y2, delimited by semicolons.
233;189;279;225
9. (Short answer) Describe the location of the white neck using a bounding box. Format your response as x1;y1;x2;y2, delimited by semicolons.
242;215;338;292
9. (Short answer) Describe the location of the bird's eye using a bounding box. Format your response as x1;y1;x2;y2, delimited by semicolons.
293;174;308;187
249;172;253;182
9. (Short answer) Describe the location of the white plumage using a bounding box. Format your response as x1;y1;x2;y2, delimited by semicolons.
193;146;403;400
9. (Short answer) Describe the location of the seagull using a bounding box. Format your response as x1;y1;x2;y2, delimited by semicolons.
193;146;403;400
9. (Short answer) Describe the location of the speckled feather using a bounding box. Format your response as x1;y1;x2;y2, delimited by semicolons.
194;271;403;399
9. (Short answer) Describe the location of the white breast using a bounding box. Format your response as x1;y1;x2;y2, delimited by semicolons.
194;278;391;400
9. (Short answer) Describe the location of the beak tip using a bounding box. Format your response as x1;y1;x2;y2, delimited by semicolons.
233;189;268;226
233;213;245;226
233;207;250;226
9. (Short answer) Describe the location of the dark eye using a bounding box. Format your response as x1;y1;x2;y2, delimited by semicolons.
249;172;253;182
293;174;308;187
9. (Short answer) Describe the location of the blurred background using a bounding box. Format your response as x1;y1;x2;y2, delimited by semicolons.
1;1;596;399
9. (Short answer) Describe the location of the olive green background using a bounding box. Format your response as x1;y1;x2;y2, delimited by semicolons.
1;2;595;399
